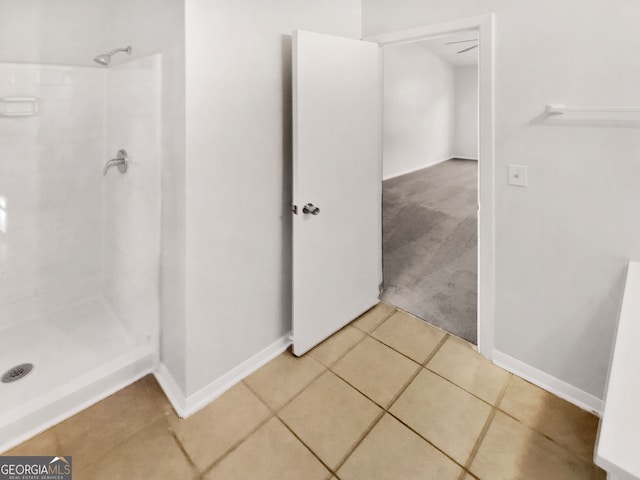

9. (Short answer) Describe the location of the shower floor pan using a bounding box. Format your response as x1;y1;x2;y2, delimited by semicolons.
0;298;155;452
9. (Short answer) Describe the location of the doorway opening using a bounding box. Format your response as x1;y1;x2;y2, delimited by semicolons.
368;15;495;357
381;32;479;343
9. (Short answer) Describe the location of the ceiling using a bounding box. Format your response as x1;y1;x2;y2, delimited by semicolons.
416;30;479;67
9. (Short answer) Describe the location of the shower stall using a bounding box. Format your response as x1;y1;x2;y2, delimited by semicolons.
0;3;166;450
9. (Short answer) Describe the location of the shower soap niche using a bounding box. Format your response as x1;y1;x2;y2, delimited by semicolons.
1;97;38;117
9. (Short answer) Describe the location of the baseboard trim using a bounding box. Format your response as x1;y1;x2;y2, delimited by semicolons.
155;332;292;418
383;156;456;181
493;349;604;415
154;363;188;416
451;155;478;161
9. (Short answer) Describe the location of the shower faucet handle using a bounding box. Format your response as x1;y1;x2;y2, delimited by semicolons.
103;149;128;176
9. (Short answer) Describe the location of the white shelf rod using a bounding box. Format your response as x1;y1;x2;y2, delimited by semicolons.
546;104;640;114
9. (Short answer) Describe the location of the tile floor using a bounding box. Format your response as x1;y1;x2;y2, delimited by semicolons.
2;303;605;479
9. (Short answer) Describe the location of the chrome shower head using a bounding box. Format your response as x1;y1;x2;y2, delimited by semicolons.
94;54;110;66
93;46;132;66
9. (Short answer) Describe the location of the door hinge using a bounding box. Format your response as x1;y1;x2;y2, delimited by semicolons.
292;204;298;215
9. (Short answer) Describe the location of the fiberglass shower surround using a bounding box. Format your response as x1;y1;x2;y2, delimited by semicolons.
0;51;161;452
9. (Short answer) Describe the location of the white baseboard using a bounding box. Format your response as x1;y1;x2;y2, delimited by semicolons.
383;155;479;180
383;156;455;181
154;363;188;416
155;332;292;418
493;349;604;415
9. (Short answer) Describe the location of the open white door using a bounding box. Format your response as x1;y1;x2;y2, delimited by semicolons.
292;30;382;356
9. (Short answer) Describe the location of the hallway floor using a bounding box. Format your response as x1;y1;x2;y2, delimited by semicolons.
3;303;604;479
382;159;478;343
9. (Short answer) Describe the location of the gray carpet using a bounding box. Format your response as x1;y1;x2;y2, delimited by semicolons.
380;159;478;344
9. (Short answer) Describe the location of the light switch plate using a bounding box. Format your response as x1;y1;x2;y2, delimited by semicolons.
508;164;528;187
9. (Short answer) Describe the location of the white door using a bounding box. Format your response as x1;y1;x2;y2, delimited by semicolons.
292;30;382;356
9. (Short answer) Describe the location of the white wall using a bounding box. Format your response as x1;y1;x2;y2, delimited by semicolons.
363;0;640;400
383;43;455;179
0;0;110;67
0;63;105;329
454;66;478;159
183;0;361;395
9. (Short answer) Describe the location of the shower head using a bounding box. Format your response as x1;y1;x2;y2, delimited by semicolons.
93;54;111;66
93;46;132;66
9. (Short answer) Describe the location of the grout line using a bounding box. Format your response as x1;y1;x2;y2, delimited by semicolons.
242;373;337;476
331;333;450;474
424;366;503;410
421;334;450;367
242;360;328;416
487;391;598;467
463;407;496;475
57;407;166;466
198;413;275;476
305;307;396;371
385;410;470;472
168;429;200;475
261;309;452;478
331;409;386;473
321;330;369;369
351;304;398;334
275;416;336;475
387;304;455;342
366;332;427;366
462;372;512;474
478;373;600;461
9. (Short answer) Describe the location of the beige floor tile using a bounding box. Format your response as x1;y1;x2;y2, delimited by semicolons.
332;337;420;407
499;376;600;461
470;412;606;480
55;375;171;469
372;311;446;363
4;428;59;456
338;414;462;480
279;371;381;468
308;326;366;367
427;336;510;404
204;417;329;480
82;418;197;480
390;369;491;465
351;303;396;332
245;350;325;410
169;382;271;471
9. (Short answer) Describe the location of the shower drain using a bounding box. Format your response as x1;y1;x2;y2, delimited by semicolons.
1;363;34;383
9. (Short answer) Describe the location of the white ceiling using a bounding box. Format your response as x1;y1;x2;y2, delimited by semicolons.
416;30;479;67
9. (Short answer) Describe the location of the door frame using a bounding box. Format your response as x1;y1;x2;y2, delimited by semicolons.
366;14;495;359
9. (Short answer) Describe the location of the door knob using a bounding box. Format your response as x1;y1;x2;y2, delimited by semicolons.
302;203;320;215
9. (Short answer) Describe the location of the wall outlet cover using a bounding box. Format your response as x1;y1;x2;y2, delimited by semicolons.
508;164;528;187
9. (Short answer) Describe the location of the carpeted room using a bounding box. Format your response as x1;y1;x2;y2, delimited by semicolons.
380;32;479;343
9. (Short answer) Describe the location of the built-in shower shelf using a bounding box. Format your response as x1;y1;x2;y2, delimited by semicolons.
0;97;38;117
